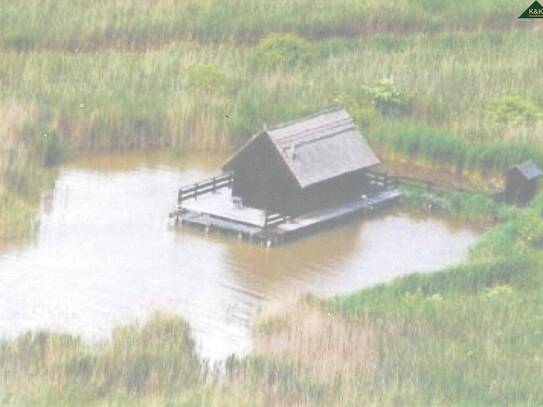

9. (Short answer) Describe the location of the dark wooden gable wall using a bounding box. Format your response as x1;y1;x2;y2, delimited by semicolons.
230;134;299;211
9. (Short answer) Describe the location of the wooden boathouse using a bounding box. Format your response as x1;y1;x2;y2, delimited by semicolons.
172;108;400;246
223;109;381;215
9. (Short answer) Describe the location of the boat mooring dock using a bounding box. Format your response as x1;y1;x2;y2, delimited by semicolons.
170;172;401;246
176;190;400;246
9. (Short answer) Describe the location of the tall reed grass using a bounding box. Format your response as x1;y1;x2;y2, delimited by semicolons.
0;104;56;239
372;125;543;172
0;314;207;406
0;0;518;50
1;30;541;160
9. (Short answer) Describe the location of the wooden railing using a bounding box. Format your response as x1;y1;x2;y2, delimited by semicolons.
366;171;475;194
365;171;397;190
264;211;290;228
178;173;233;204
177;169;501;228
389;175;470;193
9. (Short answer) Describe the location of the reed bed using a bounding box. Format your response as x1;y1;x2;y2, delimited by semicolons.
0;183;44;240
0;314;206;406
0;103;56;238
399;186;505;225
0;0;518;50
1;30;541;161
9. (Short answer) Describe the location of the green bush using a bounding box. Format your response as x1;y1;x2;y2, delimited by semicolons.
187;63;227;91
252;33;316;67
333;92;381;129
514;209;543;249
361;79;411;116
489;95;543;125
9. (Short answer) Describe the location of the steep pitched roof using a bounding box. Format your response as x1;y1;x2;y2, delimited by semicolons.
223;108;380;188
510;160;542;180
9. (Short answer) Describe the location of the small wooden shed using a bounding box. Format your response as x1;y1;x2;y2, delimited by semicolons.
505;160;542;206
222;109;380;215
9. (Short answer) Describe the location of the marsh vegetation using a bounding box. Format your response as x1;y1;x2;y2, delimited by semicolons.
1;0;542;405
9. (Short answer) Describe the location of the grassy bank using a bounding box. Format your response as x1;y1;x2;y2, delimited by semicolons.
0;104;56;239
371;125;543;174
0;314;265;406
0;314;204;406
0;186;40;240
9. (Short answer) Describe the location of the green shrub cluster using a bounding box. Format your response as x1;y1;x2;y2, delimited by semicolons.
251;33;316;68
513;209;543;249
489;95;543;125
361;78;411;116
187;63;228;91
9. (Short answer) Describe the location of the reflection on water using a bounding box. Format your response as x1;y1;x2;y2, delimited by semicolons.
0;152;480;361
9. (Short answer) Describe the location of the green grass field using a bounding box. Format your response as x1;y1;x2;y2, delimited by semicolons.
1;1;543;405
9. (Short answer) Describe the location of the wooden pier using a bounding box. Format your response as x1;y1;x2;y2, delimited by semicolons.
170;172;401;247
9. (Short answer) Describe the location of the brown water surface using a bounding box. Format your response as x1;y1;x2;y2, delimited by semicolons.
0;152;480;360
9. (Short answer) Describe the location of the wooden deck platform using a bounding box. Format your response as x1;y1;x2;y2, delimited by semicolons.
171;188;401;246
181;189;266;227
